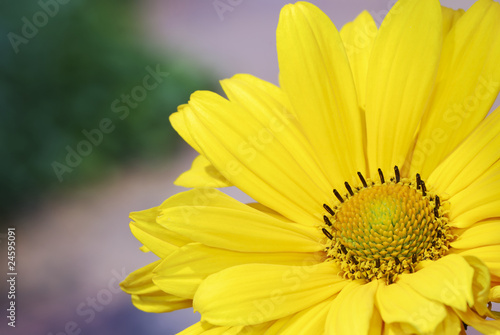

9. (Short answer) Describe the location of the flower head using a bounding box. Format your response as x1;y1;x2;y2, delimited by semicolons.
121;0;500;333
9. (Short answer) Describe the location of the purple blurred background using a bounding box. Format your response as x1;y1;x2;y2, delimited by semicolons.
1;1;495;334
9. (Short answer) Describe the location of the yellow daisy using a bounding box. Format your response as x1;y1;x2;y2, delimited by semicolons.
121;0;500;333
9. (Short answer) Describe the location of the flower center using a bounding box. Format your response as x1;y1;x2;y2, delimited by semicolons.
322;166;452;284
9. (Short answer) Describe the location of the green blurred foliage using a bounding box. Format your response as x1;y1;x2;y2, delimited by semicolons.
0;0;214;218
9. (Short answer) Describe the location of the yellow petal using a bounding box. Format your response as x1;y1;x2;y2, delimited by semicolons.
432;308;463;335
177;322;225;335
441;6;465;37
451;219;500;249
455;246;500;279
411;0;500;177
326;280;380;335
463;255;493;318
365;0;442;174
376;280;447;333
397;254;474;312
490;285;500;303
340;10;378;110
277;2;366;185
454;307;500;334
170;104;202;153
120;261;191;313
194;262;347;326
448;160;500;228
181;89;331;225
129;207;190;258
428;105;500;198
157;189;323;252
174;154;231;188
153;243;321;299
264;297;334;334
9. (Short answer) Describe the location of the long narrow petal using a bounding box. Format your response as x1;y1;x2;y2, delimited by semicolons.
411;0;500;177
120;261;192;313
454;246;500;279
129;207;190;258
448;160;500;228
326;280;380;335
454;307;500;334
174;155;232;188
176;89;331;225
451;219;500;249
153;243;321;299
340;11;378;111
157;189;323;252
365;0;442;174
265;297;334;334
277;2;366;185
396;255;474;312
441;6;465;37
428;106;500;198
194;262;347;326
376;281;447;334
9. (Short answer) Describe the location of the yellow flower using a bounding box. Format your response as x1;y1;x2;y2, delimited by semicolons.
121;0;500;333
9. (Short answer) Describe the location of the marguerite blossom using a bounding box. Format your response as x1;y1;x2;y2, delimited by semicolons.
121;0;500;333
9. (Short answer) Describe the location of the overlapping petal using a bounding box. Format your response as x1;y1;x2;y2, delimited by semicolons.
194;262;347;326
277;2;366;185
365;0;442;175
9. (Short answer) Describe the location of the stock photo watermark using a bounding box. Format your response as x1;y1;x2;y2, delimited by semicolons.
5;228;17;328
7;0;72;54
213;0;244;21
51;64;170;182
46;268;127;335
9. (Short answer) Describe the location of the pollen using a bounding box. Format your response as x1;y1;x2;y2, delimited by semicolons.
322;166;453;284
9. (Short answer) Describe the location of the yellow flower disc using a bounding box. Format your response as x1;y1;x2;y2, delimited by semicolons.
323;168;453;284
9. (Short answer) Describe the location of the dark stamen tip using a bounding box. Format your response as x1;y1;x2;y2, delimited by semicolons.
345;182;354;196
394;166;400;183
378;168;385;184
340;244;347;255
357;171;368;188
323;215;332;226
323;204;334;216
333;189;344;203
322;228;333;240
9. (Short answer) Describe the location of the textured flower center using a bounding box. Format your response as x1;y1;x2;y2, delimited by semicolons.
322;167;452;284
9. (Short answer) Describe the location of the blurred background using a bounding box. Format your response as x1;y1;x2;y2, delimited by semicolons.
0;0;492;334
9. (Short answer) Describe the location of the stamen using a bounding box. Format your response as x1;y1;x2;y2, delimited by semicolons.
375;259;380;268
394;257;401;266
345;182;354;196
435;195;440;208
416;173;422;190
322;228;333;240
412;254;417;263
351;256;359;265
340;244;347;255
323;204;334;216
421;180;427;196
378;168;385;184
323;215;332;226
333;189;344;203
394;166;400;183
357;171;367;188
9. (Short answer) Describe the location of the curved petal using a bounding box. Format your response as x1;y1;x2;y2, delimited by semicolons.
129;207;190;258
326;279;380;335
176;88;332;225
365;0;442;174
157;189;323;252
376;280;447;334
175;155;232;188
448;159;500;228
455;246;500;279
193;262;347;326
277;2;366;185
441;6;465;37
428;106;500;198
265;296;334;334
451;219;500;249
340;10;378;111
397;254;475;312
153;243;321;299
120;261;192;313
454;307;500;334
463;255;493;318
411;0;500;177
